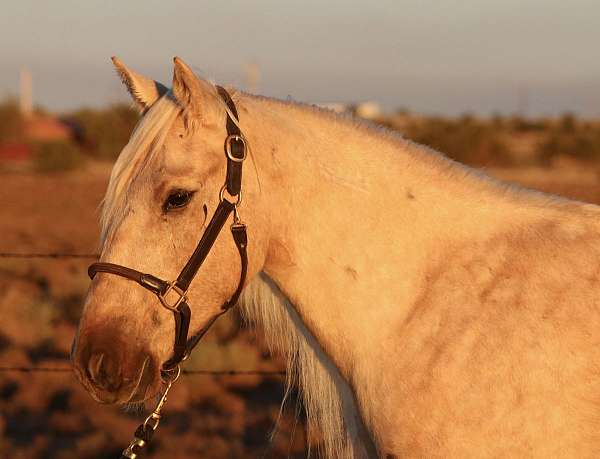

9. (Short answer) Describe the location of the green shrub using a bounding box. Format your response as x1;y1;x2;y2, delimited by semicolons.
538;114;600;164
31;140;84;172
0;98;23;142
401;116;512;167
509;115;548;132
67;104;139;159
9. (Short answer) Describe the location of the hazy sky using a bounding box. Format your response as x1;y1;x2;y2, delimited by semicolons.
1;0;599;116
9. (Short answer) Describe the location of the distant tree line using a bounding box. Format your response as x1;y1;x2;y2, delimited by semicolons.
379;111;600;168
2;96;600;171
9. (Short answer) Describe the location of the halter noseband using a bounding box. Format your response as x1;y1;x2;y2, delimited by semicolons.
88;86;248;376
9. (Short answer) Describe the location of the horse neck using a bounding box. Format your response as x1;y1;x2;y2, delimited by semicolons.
239;93;513;377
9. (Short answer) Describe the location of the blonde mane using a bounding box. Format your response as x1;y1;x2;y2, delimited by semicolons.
239;274;372;458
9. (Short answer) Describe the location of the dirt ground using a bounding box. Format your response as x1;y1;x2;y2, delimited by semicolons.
2;161;600;459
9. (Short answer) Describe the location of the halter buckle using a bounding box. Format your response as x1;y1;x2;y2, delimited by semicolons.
158;281;188;312
225;134;247;163
219;184;242;206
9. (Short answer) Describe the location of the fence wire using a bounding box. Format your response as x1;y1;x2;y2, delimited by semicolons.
1;250;286;378
0;366;285;376
0;252;99;259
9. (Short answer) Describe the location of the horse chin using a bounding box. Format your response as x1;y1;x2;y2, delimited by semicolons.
83;379;159;405
123;386;157;404
124;380;161;404
123;357;161;404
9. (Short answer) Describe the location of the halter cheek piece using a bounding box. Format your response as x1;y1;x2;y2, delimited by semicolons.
88;86;248;375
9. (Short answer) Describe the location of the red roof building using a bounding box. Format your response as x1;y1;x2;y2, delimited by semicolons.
24;116;72;142
0;143;31;162
0;115;76;165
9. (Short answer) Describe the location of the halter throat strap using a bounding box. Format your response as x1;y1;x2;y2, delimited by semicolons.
88;86;248;374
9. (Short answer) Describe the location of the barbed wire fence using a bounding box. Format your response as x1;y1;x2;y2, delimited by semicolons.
0;251;286;377
1;249;306;458
0;252;98;259
0;366;285;375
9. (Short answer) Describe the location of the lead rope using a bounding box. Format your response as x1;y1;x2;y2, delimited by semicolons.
120;366;181;459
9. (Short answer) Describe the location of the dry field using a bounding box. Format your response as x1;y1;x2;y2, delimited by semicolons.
2;160;600;458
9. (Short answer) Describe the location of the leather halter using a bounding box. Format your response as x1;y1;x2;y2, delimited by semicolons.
88;86;248;376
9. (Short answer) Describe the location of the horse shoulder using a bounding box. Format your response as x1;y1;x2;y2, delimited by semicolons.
377;209;600;457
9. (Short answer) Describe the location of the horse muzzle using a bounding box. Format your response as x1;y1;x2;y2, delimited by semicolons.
71;324;161;404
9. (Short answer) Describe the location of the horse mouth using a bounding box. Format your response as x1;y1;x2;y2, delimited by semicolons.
73;355;159;405
125;357;159;403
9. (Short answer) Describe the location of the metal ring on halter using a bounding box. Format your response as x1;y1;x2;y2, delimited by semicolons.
219;184;242;206
225;134;247;162
157;281;188;312
160;363;181;384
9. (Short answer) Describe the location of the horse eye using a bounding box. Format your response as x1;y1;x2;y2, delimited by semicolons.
163;190;194;212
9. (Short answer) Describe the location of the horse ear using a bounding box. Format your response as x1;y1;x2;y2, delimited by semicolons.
172;56;218;123
111;56;167;112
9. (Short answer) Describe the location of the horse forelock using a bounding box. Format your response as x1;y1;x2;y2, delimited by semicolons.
100;93;181;244
100;83;240;246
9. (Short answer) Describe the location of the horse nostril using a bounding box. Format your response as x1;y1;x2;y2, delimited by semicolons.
88;352;104;379
87;351;121;392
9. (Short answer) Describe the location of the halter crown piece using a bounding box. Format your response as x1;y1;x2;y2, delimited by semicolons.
87;87;248;459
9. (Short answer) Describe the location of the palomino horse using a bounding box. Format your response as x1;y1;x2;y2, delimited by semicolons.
72;57;600;458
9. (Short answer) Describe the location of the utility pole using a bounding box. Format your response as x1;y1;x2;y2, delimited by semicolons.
244;62;260;93
19;68;33;118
